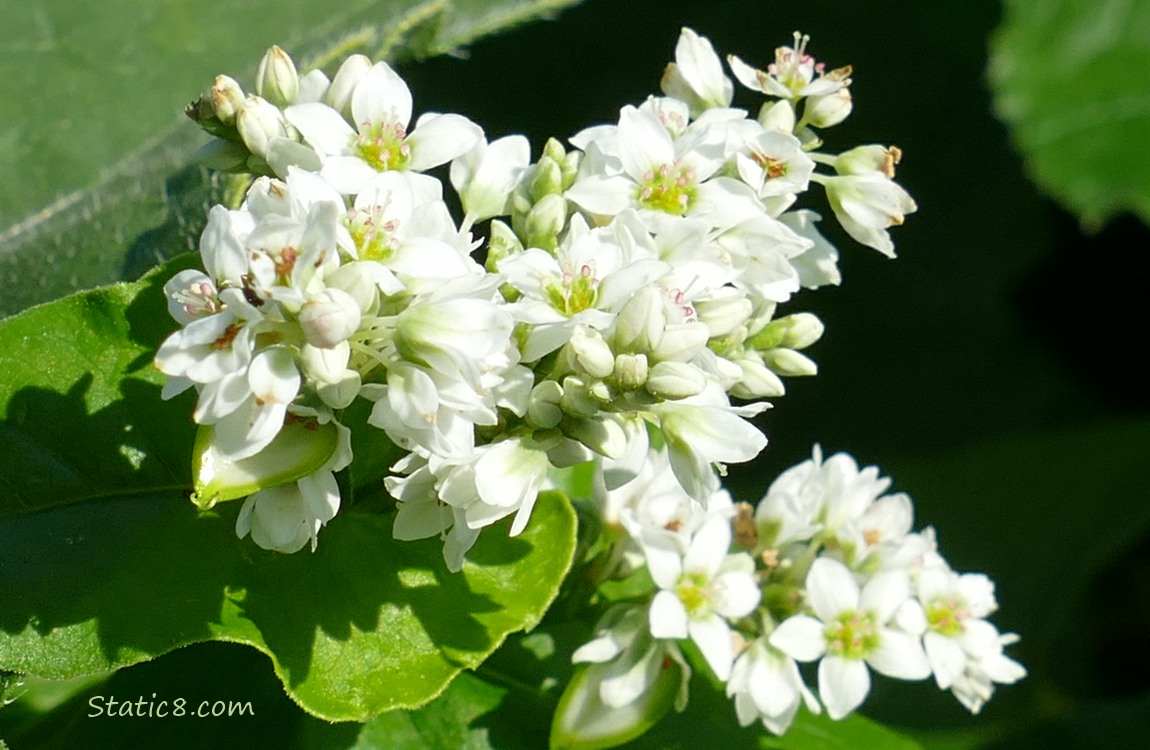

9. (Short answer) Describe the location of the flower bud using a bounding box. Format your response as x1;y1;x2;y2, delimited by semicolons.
761;348;818;377
564;414;628;459
236;95;289;159
452;135;531;222
255;45;299;108
300;341;352;383
614;353;649;390
835;145;901;178
650;322;709;362
299;288;362;349
758;99;796;133
328;260;404;309
805;88;852;128
645;360;706;400
560;376;600;418
750;312;824;351
529;155;564;202
325;54;372;118
546;437;594;468
730;358;786;399
694;294;752;338
209;75;245;125
614;286;667;354
568;328;615;379
527;380;564;429
317;372;361;409
524;193;568;249
486;220;524;270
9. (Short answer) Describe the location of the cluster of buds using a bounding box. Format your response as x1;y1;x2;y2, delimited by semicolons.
158;26;1020;746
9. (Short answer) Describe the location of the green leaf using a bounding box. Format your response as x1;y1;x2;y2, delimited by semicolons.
0;0;582;317
0;266;579;719
0;255;198;520
989;0;1150;228
759;711;924;750
0;488;577;721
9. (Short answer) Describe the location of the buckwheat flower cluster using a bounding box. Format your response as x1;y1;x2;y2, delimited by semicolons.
159;28;1019;746
556;446;1025;744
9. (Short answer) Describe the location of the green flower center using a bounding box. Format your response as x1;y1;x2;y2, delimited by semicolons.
825;610;880;659
544;264;598;316
675;572;711;616
346;209;398;262
354;120;411;172
926;597;967;638
635;163;697;215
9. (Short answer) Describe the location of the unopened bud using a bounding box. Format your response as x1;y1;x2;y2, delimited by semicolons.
568;328;615;379
300;341;351;383
694;294;753;338
564;415;627;459
614;286;667;354
560;376;600;418
486;220;524;271
299;288;362;349
325;54;373;118
645;360;706;400
758;99;796;133
527;380;564;429
236;95;289;159
208;75;245;125
761;348;818;377
529;156;564;202
650;321;709;362
730;358;785;399
614;353;649;390
835;145;901;178
524;193;567;249
317;371;361;409
805;88;852;128
255;46;299;107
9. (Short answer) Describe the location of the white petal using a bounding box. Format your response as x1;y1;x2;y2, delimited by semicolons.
566;174;635;216
869;629;931;681
284;102;356;156
806;558;860;621
617;105;675;180
818;655;870;720
769;615;826;662
406;113;483;172
683;517;731;578
924;631;967;689
351;61;412;129
688;613;734;681
860;570;910;624
649;590;689;639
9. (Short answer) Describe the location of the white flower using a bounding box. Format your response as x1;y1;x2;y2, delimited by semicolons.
660;27;734;116
285;61;482;194
949;631;1027;714
565;105;729;222
235;420;351;552
653;383;769;502
727;637;819;735
770;557;930;720
573;604;691;711
911;565;1026;710
728;32;851;101
817;172;917;258
646;516;761;680
450;134;531;223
